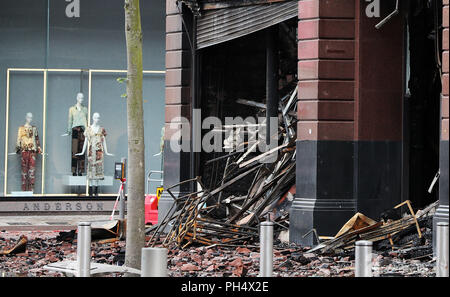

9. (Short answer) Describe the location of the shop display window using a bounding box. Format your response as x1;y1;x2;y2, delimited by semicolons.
3;68;164;196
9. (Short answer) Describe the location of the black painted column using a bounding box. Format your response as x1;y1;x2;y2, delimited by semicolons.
290;141;356;245
290;0;357;246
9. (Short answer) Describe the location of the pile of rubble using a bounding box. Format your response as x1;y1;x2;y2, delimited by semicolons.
0;230;126;277
148;86;298;249
167;244;436;277
161;200;438;277
0;230;436;277
1;196;438;277
310;200;437;260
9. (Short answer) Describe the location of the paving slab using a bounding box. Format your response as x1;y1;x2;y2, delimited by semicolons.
0;215;116;231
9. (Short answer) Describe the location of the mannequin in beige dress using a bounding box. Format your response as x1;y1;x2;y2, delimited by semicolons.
76;112;113;195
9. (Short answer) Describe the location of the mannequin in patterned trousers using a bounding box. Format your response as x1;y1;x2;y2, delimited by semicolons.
14;113;42;192
20;151;38;191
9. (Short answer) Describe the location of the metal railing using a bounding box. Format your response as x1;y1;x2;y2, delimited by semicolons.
146;170;163;195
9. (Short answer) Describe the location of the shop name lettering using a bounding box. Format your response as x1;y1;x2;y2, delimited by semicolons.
365;0;380;18
65;0;80;18
22;202;104;211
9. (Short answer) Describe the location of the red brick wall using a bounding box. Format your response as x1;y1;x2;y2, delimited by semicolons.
354;0;404;141
443;0;449;141
297;0;356;141
165;0;191;141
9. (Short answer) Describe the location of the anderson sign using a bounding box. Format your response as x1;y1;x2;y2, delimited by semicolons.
22;201;107;212
0;200;116;213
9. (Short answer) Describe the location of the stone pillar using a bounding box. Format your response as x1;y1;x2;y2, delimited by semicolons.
434;0;449;252
290;0;357;245
159;0;192;222
290;0;405;246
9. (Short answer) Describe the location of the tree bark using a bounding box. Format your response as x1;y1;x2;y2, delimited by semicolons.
124;0;145;273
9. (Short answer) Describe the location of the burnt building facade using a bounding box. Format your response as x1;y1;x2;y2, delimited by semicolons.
160;0;448;247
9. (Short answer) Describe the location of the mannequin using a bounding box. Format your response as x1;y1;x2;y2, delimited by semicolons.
62;93;88;176
76;112;113;196
14;112;42;192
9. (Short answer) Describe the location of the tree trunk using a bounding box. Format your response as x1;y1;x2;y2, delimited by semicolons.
124;0;145;272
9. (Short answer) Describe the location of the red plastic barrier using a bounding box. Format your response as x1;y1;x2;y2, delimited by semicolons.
145;194;158;225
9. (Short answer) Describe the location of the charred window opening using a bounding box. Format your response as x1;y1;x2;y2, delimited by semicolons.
198;18;297;219
405;0;442;209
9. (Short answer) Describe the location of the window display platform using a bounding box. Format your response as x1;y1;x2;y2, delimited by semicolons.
63;175;113;186
10;191;33;197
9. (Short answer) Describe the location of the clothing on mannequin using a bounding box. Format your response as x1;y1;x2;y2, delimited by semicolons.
85;125;108;180
63;93;88;176
76;112;114;196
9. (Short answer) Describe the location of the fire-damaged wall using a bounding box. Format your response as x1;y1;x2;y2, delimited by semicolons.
434;0;449;249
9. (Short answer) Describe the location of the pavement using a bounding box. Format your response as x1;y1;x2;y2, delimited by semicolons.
0;231;437;277
0;215;115;231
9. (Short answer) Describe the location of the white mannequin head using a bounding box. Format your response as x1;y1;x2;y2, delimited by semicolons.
92;112;100;125
25;112;33;125
76;93;84;104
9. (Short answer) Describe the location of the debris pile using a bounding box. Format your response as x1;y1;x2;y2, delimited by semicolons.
0;235;27;256
0;231;124;277
0;228;437;277
148;86;298;249
56;220;124;244
167;244;436;277
310;200;438;262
